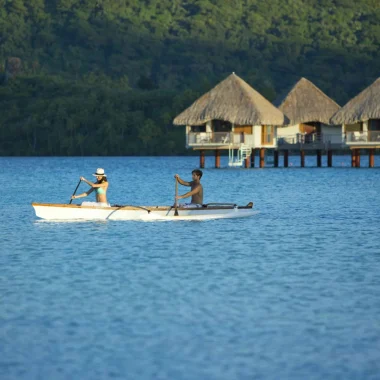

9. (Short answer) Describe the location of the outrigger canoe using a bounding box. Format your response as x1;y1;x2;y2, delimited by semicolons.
32;202;258;221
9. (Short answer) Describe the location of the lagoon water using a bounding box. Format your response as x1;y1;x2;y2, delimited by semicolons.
1;155;380;380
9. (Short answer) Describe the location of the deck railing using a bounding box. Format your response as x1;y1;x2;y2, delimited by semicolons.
188;131;380;147
188;132;245;145
346;131;380;143
278;133;344;146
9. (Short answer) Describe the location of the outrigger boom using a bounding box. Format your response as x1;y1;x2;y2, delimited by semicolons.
32;202;258;221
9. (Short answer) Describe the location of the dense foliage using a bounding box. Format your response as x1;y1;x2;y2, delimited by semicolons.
0;0;379;155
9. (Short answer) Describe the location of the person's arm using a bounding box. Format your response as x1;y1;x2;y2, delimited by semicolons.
72;187;94;200
176;184;200;200
81;177;107;189
174;174;191;186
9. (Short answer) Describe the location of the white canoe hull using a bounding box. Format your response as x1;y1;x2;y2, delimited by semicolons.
32;203;258;221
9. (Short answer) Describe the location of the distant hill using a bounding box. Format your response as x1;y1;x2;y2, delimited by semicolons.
0;0;379;155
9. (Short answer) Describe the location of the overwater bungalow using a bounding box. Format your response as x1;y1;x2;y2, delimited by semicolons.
275;77;341;148
173;73;288;168
330;77;380;167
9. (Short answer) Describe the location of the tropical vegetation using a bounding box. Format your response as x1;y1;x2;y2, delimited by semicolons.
0;0;379;155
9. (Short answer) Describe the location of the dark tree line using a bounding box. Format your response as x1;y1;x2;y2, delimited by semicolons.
0;0;379;155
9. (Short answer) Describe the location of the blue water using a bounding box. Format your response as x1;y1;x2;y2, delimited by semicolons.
1;156;380;380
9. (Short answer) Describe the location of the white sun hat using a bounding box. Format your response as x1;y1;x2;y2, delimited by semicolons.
93;168;107;177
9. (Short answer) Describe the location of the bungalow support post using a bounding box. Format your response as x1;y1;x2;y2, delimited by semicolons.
328;150;333;167
300;150;305;167
200;150;205;168
355;149;360;168
284;150;289;168
317;150;322;167
215;150;220;168
260;148;265;168
274;150;279;168
369;149;375;168
250;149;255;168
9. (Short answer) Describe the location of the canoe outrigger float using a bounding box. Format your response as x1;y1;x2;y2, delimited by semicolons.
32;202;258;221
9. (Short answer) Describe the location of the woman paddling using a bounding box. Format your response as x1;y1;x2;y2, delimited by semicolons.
71;168;109;207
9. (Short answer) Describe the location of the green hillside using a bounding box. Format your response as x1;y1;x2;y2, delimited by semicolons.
0;0;379;155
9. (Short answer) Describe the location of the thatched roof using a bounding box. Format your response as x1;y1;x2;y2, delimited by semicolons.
274;77;340;125
330;78;380;124
173;73;288;126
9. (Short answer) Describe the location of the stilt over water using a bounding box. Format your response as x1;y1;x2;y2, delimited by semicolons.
274;150;279;167
251;150;256;168
328;150;333;167
355;149;360;167
369;149;375;168
200;150;205;168
284;150;289;168
199;146;377;169
317;150;322;167
259;148;265;168
215;149;221;168
300;150;305;167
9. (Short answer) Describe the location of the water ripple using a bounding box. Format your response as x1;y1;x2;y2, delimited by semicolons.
1;157;380;380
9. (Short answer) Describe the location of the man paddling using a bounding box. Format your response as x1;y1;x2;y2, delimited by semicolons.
174;169;203;208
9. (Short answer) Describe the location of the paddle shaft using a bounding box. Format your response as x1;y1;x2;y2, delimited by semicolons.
69;179;81;204
174;178;179;216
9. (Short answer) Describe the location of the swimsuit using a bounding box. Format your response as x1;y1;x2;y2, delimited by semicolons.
96;187;105;195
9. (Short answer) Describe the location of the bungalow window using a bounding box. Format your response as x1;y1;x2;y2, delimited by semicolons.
369;119;380;131
191;125;206;133
213;120;232;132
369;120;380;141
262;125;274;144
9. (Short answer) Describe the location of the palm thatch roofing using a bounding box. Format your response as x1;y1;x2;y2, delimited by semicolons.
173;73;288;126
274;77;340;125
330;78;380;125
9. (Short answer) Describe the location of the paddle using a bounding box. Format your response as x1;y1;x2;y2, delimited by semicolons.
69;179;81;204
174;177;179;216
